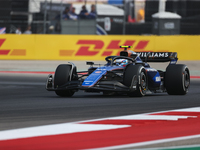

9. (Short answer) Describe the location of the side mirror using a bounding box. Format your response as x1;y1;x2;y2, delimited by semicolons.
86;61;94;65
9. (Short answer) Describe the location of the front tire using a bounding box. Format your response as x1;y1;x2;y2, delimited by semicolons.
54;64;76;97
165;64;190;95
123;65;147;97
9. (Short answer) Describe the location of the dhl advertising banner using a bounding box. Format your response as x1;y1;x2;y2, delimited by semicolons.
0;34;200;60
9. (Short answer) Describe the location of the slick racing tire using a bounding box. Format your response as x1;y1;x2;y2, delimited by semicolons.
123;64;147;97
165;64;190;95
54;64;76;97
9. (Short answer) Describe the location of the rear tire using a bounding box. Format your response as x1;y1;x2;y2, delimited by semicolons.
165;64;190;95
123;64;147;97
54;64;76;97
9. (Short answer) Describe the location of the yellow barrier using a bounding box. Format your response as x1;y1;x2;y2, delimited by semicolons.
0;34;200;60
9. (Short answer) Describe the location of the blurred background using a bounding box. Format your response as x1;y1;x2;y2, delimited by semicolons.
1;0;200;35
0;2;200;149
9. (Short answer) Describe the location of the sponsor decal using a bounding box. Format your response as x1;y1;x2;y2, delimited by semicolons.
137;52;169;58
146;68;157;72
156;76;161;82
60;40;163;57
95;71;102;74
0;35;198;60
0;39;26;56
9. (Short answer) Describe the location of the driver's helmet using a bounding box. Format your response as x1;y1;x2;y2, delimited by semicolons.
115;59;128;66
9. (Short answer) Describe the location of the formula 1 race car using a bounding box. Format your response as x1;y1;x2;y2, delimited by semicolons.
46;46;190;97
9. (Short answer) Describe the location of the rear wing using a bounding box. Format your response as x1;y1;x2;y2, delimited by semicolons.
136;52;178;62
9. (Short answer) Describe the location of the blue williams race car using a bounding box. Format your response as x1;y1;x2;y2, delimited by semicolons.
46;46;190;97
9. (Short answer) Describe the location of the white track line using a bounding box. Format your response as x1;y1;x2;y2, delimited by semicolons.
0;124;130;141
75;107;200;124
87;134;200;150
107;114;196;121
173;107;200;112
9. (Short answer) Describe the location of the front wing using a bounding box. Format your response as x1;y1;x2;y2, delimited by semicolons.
46;74;132;92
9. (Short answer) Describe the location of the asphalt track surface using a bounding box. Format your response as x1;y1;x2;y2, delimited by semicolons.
0;73;200;149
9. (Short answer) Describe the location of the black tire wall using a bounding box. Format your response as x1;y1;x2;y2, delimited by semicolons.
54;64;75;97
165;64;190;95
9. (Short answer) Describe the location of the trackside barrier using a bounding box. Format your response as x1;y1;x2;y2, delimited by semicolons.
0;34;200;60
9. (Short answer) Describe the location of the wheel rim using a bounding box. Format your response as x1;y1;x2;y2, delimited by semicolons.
140;72;147;90
184;71;190;89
